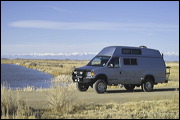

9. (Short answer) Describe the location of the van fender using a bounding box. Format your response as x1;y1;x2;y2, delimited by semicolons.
141;74;155;84
95;74;108;84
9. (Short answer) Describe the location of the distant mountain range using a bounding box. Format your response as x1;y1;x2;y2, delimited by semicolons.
1;52;98;60
1;52;179;61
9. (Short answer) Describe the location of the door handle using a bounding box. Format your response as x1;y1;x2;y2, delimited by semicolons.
120;71;121;74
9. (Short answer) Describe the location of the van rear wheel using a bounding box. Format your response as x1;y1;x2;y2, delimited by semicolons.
124;85;135;91
142;79;154;92
93;79;107;94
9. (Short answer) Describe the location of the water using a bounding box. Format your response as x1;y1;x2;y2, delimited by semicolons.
1;64;54;89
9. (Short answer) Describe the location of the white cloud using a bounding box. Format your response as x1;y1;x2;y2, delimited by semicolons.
48;6;68;12
43;6;73;13
9;20;178;31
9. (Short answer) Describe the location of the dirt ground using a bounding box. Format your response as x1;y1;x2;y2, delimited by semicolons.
16;86;179;110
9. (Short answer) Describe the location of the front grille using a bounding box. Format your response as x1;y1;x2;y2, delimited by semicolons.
77;71;84;76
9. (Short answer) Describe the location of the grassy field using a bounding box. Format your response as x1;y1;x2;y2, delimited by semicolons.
1;59;88;76
1;59;179;119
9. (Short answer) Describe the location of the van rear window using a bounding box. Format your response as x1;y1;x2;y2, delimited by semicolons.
122;49;131;54
132;49;142;55
122;48;141;55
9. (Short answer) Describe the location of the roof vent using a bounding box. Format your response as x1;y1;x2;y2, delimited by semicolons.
139;45;147;48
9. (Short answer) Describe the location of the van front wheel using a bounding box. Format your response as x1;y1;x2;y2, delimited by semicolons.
142;79;154;92
93;79;107;94
76;83;89;92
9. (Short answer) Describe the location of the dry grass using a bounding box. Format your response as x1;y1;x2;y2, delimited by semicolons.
166;62;179;81
1;79;77;119
72;93;178;119
41;84;77;118
51;75;72;83
46;84;77;111
1;80;179;119
1;84;36;119
50;93;179;119
40;75;179;119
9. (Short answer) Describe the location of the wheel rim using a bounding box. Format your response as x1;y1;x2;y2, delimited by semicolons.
98;82;106;92
81;85;85;89
78;83;88;91
145;82;152;90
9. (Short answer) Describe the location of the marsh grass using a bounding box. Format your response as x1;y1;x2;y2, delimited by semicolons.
1;78;179;119
61;95;179;119
51;75;72;83
1;59;88;76
1;84;36;119
46;85;77;112
40;82;77;119
40;75;179;119
166;62;179;81
1;80;77;119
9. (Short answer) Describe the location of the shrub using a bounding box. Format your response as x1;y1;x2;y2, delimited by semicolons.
46;83;77;115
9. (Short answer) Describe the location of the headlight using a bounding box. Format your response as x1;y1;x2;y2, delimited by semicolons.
86;71;95;77
73;71;77;74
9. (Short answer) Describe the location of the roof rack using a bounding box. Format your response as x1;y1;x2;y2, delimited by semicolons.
139;45;147;48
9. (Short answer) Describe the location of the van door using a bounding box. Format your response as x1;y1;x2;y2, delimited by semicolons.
106;57;124;84
122;58;141;84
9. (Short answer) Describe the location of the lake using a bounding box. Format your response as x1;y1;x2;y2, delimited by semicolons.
1;64;54;89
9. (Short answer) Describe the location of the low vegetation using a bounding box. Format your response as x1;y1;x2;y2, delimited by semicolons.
1;59;88;76
1;84;36;119
1;83;179;119
61;96;179;119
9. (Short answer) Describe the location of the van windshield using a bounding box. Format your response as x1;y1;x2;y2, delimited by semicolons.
87;56;111;67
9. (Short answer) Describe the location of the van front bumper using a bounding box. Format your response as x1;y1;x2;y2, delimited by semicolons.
72;76;95;83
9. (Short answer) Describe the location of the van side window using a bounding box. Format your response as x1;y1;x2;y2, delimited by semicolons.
123;59;131;65
131;59;137;65
108;57;119;68
122;48;141;55
123;58;137;65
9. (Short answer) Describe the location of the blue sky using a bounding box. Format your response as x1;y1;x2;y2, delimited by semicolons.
1;1;179;57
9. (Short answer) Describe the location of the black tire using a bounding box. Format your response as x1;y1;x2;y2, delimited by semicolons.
141;79;154;92
93;79;107;94
76;83;89;92
124;85;135;91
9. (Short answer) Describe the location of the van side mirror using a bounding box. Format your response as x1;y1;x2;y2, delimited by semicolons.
108;64;113;68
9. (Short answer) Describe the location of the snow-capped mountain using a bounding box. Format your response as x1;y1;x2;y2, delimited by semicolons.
1;52;179;61
1;52;98;60
163;52;179;61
